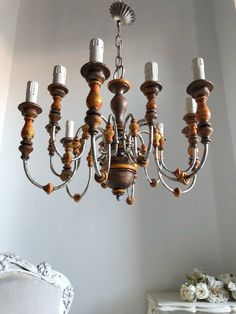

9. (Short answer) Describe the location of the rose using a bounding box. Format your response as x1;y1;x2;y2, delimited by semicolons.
195;283;209;299
187;269;206;284
180;284;196;302
228;282;236;291
207;288;229;303
218;273;232;285
231;291;236;300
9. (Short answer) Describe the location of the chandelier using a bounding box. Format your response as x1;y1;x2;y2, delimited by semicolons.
18;1;214;205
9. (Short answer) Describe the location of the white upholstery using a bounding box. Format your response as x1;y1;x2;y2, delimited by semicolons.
0;271;61;314
0;253;74;314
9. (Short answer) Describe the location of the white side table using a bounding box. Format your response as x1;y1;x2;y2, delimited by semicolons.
146;292;236;313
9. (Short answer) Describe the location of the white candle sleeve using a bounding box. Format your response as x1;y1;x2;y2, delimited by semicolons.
145;61;158;81
157;123;164;136
89;38;104;63
185;97;197;114
53;65;66;85
65;120;74;138
192;57;205;80
26;81;39;103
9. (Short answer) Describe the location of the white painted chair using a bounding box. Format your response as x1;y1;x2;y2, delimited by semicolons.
0;252;74;314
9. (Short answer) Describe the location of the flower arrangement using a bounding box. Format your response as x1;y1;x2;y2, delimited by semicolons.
180;269;236;303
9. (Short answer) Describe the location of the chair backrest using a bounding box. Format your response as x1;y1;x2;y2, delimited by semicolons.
0;253;74;314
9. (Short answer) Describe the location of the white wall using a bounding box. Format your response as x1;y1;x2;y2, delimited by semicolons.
0;0;20;144
210;0;236;270
0;0;235;313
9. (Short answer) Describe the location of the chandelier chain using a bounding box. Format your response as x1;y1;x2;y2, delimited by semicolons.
114;21;125;79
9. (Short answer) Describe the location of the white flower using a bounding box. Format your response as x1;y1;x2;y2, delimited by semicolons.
180;284;196;302
231;291;236;300
228;282;236;291
187;269;206;283
218;273;232;285
196;283;209;299
208;279;224;290
206;275;217;287
207;289;229;303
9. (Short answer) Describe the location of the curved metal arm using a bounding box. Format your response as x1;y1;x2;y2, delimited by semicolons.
154;148;178;182
158;168;197;194
187;144;209;179
127;183;135;200
108;114;119;156
91;134;102;177
23;160;44;189
71;138;88;162
160;149;198;174
66;166;93;200
23;159;79;191
50;156;61;177
105;143;112;174
124;113;135;132
144;167;160;186
145;125;154;160
50;124;64;158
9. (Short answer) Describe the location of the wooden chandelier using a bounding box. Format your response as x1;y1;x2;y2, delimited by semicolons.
18;1;214;205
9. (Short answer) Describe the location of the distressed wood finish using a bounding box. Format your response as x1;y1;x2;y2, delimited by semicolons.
108;79;130;129
81;62;110;135
47;83;69;125
140;80;162;125
18;102;42;160
60;138;74;181
187;79;214;144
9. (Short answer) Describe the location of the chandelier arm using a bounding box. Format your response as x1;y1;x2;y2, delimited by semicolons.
158;171;175;193
126;183;135;205
125;134;137;162
53;160;78;191
124;113;135;132
126;149;137;164
50;156;61;177
108;114;119;155
91;134;102;177
133;136;138;157
159;150;198;174
50;124;64;158
186;143;209;179
182;175;197;194
144;167;160;187
144;125;154;160
71;139;88;162
23;160;44;189
74;125;85;138
106;143;112;174
154;148;178;181
66;166;93;202
158;169;197;196
23;158;78;193
101;115;108;124
137;118;146;126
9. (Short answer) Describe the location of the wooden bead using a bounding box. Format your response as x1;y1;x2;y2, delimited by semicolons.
153;127;161;148
129;119;139;137
173;188;181;197
73;194;81;203
86;152;93;167
94;169;108;184
104;123;115;144
137;156;149;168
174;168;190;185
43;183;54;194
126;195;135;205
150;178;157;188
